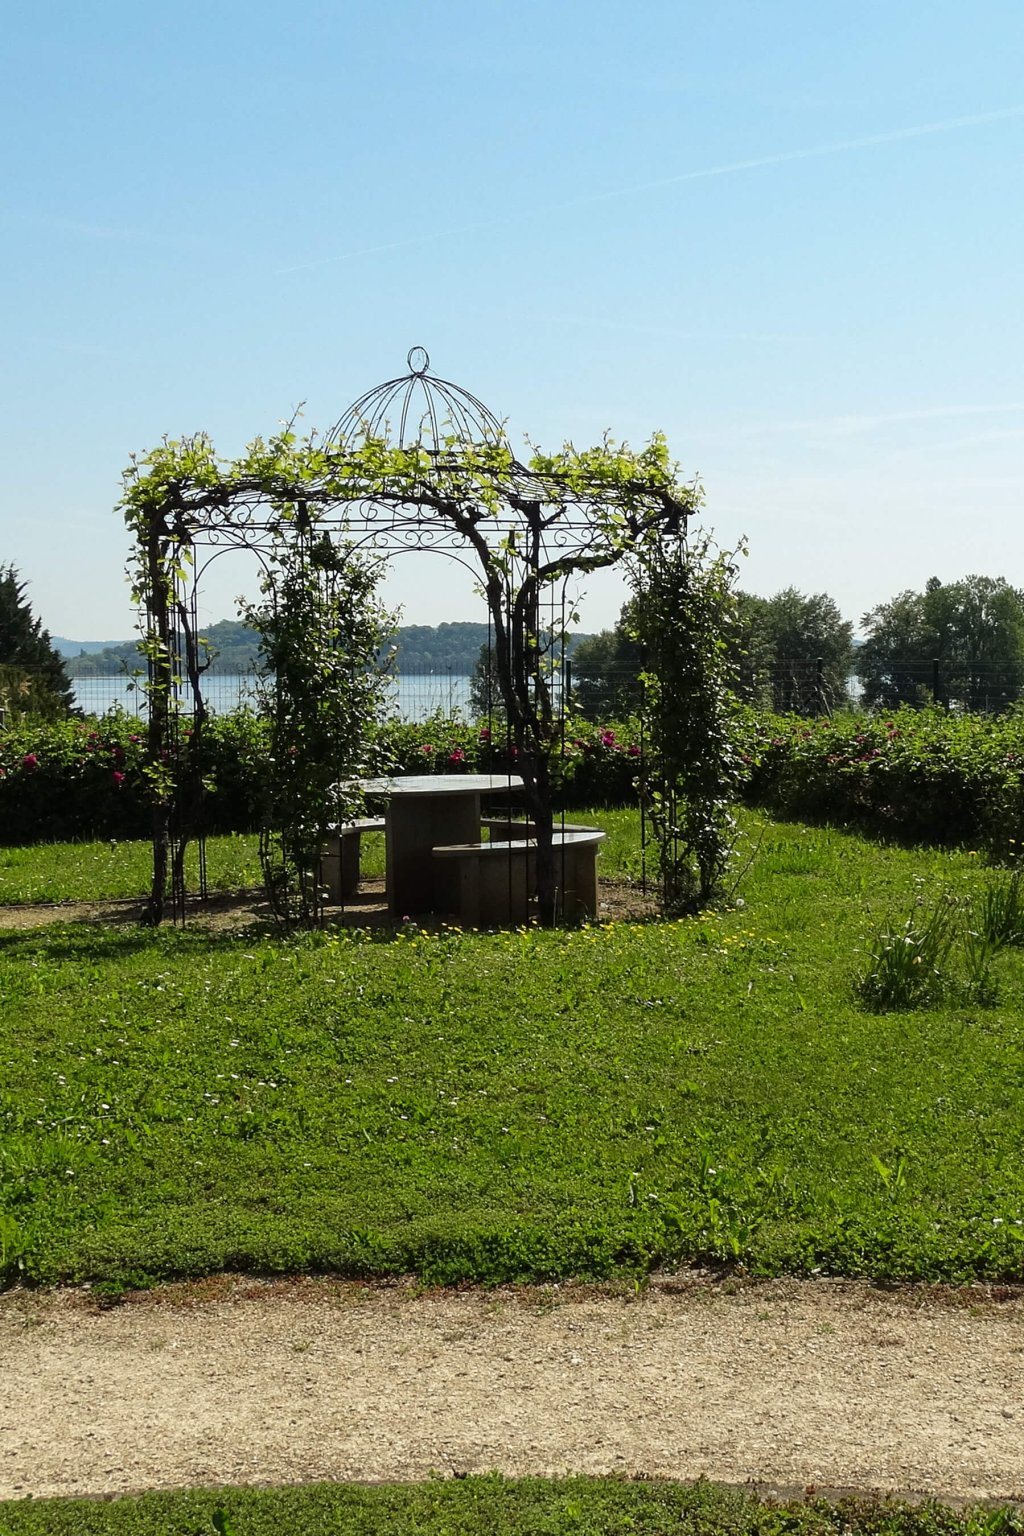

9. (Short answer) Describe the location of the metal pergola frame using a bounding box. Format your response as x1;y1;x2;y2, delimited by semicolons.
128;349;695;925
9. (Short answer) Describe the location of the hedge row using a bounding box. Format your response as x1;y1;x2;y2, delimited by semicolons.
7;704;1021;853
740;706;1024;856
380;718;642;807
0;711;270;844
0;711;644;844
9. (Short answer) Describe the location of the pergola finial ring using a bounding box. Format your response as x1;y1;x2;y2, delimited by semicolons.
407;345;430;376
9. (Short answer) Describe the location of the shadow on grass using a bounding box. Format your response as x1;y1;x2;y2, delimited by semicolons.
0;867;669;961
0;917;272;963
740;795;990;858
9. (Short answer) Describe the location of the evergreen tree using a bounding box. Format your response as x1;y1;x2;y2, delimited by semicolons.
0;566;75;718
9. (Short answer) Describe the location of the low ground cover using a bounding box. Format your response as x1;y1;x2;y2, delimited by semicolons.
1;1476;1020;1536
0;833;264;905
2;814;1023;1289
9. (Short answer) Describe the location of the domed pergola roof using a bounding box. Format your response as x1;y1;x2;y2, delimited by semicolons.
326;347;508;452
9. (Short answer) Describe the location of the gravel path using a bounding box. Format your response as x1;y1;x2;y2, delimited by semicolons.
2;1275;1023;1504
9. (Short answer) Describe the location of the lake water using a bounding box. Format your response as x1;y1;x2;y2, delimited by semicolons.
72;673;475;723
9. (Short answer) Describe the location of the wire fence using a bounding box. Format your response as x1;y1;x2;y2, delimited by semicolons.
570;657;1024;718
57;672;480;722
737;658;1024;715
4;658;1024;724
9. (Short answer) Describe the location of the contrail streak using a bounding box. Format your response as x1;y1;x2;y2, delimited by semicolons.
277;105;1024;274
565;105;1024;207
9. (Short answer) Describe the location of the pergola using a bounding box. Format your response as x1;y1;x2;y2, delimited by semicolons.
121;349;698;924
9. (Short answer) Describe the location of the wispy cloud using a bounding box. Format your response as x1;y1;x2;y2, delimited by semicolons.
277;105;1024;274
879;424;1024;458
7;209;216;254
276;220;499;273
561;106;1024;208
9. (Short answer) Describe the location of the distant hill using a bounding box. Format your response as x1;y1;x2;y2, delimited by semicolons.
61;619;595;677
63;621;259;677
53;637;127;657
396;622;594;671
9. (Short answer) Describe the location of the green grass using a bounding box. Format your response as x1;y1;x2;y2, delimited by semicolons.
0;834;264;904
0;814;643;904
1;1476;1021;1536
2;812;1024;1287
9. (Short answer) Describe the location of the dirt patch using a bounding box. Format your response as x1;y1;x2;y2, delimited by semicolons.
2;1274;1024;1503
0;890;270;933
0;878;659;933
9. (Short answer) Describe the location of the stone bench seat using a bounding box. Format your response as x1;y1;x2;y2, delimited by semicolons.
432;829;605;927
319;817;386;903
479;817;599;840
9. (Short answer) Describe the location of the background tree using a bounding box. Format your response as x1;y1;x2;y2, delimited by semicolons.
568;607;644;719
735;587;853;714
859;574;1024;711
856;586;935;709
0;565;75;719
468;640;500;718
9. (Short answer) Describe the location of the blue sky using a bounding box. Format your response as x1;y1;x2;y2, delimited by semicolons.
3;0;1022;639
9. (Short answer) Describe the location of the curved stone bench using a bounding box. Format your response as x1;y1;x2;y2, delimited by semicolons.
319;817;386;903
432;829;605;926
479;817;599;840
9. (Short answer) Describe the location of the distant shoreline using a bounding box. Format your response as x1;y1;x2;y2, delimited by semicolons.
54;620;594;679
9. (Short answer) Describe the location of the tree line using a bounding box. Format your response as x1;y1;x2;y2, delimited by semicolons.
60;618;597;679
5;564;1024;721
568;574;1024;717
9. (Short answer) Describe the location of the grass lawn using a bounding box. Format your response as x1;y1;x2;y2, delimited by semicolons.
0;1475;1020;1536
0;811;644;904
2;812;1024;1288
0;833;265;905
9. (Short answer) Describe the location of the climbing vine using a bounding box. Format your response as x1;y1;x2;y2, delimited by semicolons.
628;528;745;914
241;528;395;928
121;415;709;926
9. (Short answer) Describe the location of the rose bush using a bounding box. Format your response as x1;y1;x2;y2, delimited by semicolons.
7;703;1024;853
739;705;1024;854
0;708;269;843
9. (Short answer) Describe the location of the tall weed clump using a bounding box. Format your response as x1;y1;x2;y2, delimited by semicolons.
976;864;1024;949
856;898;958;1011
858;866;1024;1012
